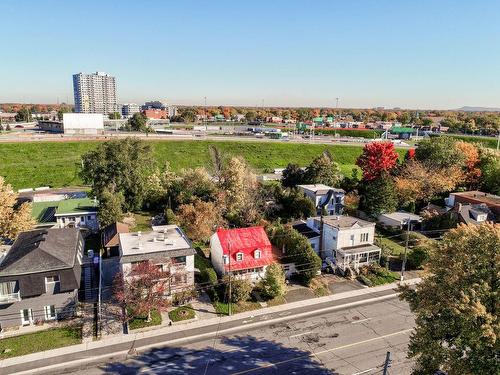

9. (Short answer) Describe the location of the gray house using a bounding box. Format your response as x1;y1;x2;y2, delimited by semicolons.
297;184;345;215
0;228;83;331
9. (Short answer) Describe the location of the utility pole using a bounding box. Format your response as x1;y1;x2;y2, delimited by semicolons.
400;217;411;282
204;96;207;131
497;132;499;151
383;351;392;375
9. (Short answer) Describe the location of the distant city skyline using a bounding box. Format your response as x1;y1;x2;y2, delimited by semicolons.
1;0;499;110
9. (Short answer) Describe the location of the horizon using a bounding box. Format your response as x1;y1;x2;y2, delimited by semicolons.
1;0;499;109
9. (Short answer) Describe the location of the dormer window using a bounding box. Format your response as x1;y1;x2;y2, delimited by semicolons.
236;252;244;261
223;255;229;265
254;249;261;259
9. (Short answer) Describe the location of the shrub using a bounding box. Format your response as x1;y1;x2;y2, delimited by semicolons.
200;268;218;285
404;246;429;270
224;276;253;303
259;263;287;299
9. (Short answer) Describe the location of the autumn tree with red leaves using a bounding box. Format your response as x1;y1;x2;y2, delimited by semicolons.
356;142;399;181
113;261;173;322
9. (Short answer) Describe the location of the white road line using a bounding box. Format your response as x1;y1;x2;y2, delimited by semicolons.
351;318;372;324
351;368;376;375
231;328;413;375
289;331;313;338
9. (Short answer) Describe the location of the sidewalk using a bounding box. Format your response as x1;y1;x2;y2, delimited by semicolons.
0;278;420;374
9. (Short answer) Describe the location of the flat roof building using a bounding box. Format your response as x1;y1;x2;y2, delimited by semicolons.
73;72;117;114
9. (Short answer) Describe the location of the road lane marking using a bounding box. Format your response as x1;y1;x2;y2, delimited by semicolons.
351;318;372;324
289;331;313;338
230;328;413;375
352;368;376;375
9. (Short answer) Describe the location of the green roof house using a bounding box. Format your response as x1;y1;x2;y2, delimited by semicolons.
32;197;99;231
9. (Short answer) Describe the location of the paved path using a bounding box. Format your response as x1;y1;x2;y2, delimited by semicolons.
0;279;419;375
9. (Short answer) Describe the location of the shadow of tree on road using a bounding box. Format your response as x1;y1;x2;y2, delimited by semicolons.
100;335;338;374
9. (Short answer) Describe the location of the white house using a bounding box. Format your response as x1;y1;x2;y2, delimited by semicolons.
297;184;345;215
378;211;422;230
294;215;381;275
63;113;104;135
118;225;196;295
210;227;275;281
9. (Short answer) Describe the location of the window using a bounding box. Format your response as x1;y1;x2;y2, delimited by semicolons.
349;234;355;246
45;275;60;283
87;215;92;221
173;256;186;265
62;218;66;224
311;243;316;249
236;252;244;261
0;281;18;296
44;305;56;320
254;249;261;259
20;308;33;325
360;233;369;242
223;255;229;265
80;216;85;222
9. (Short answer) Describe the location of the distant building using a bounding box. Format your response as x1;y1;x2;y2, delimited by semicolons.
452;203;495;225
62;113;104;135
142;101;167;110
121;103;140;118
0;228;83;329
297;184;345;215
378;211;422;230
73;72;117;114
37;120;63;133
167;106;177;118
143;109;168;119
210;227;275;281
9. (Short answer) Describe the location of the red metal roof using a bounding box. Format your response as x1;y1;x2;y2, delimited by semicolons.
216;227;274;271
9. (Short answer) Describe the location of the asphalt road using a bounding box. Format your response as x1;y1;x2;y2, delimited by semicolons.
60;294;414;375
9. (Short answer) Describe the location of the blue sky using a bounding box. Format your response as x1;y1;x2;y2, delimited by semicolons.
1;0;499;109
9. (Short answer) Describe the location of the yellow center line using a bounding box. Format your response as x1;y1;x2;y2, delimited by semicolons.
230;328;413;375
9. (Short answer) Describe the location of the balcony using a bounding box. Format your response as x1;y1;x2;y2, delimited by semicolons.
0;292;21;304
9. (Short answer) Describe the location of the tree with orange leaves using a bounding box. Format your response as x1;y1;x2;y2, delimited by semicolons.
455;141;481;189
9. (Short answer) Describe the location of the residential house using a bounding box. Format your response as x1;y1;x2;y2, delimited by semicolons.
452;203;495;225
297;184;345;215
445;191;500;218
378;212;422;230
118;225;195;296
210;227;275;281
32;197;99;231
102;222;129;257
0;228;83;330
294;215;381;275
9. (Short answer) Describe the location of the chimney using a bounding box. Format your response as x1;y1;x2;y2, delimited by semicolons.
457;203;462;211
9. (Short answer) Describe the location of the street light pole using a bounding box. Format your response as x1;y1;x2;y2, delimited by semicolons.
228;239;232;316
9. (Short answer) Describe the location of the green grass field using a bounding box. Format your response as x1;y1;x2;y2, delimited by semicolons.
0;139;406;190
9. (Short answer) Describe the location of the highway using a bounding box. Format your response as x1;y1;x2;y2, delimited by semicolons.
63;296;414;375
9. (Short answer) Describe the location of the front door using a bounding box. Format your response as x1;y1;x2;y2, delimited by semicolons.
20;308;33;325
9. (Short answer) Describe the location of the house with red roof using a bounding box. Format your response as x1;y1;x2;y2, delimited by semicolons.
210;227;275;281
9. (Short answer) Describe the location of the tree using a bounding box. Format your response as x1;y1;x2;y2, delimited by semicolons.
57;106;71;120
0;177;35;242
15;108;31;122
304;151;342;187
455;141;482;189
128;113;148;132
267;223;321;286
477;147;500;195
179;107;197;123
275;188;315;221
98;189;125;227
80;137;155;211
113;261;173;322
259;263;286;299
400;223;500;375
224;276;253;303
415;136;465;169
170;168;218;208
358;173;398;217
356;142;399;181
177;199;225;242
281;163;305;188
395;160;462;206
245;111;256;121
108;112;121;120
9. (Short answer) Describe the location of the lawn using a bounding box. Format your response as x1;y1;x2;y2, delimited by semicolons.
0;140;406;190
128;309;162;330
376;235;406;256
358;266;399;287
213;300;262;315
168;304;196;322
129;211;154;232
0;325;82;359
